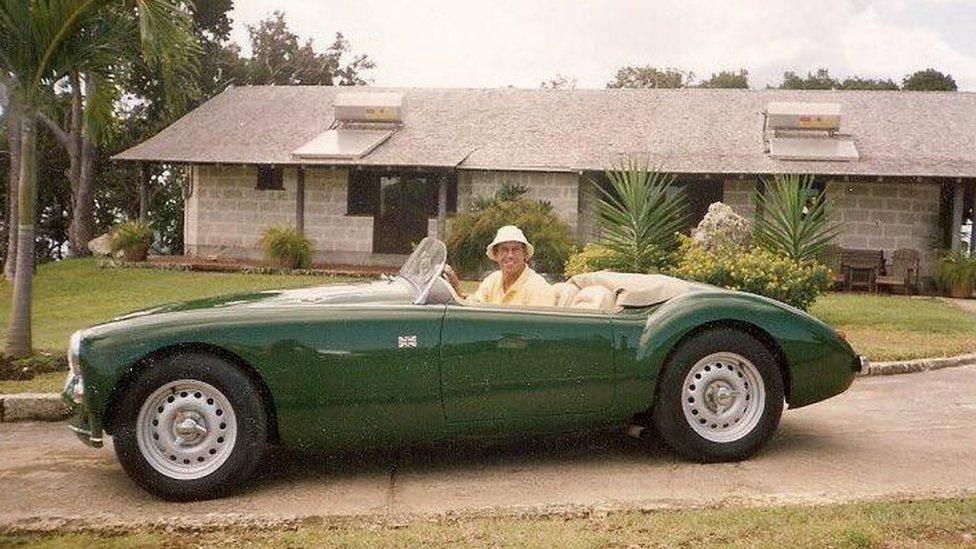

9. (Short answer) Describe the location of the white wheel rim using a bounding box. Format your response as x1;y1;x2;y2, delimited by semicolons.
136;379;237;480
681;352;766;443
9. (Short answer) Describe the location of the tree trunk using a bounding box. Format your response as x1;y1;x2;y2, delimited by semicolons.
65;73;85;256
69;134;95;256
139;162;151;222
5;112;37;358
3;100;21;281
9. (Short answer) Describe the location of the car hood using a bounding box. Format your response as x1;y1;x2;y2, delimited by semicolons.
109;278;416;322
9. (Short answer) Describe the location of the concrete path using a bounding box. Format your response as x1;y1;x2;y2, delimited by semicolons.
2;367;975;531
944;297;976;314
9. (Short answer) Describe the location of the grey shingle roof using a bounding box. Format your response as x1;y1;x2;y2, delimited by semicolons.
114;86;976;177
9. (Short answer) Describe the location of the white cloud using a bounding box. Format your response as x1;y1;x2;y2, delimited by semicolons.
229;0;976;90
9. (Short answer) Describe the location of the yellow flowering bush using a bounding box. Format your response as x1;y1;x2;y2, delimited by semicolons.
670;235;830;310
564;243;627;277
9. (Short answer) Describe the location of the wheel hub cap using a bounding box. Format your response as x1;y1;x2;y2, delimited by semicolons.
681;352;766;443
136;379;238;480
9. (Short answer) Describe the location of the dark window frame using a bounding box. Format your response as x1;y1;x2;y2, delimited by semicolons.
256;165;284;190
346;170;458;217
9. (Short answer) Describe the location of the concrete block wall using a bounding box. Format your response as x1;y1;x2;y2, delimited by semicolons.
458;170;581;232
186;166;380;264
827;180;940;274
722;178;941;275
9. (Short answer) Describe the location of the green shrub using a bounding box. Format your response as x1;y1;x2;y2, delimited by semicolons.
109;220;153;254
934;250;976;291
670;235;831;310
592;160;689;273
564;243;624;277
446;188;576;278
261;226;313;269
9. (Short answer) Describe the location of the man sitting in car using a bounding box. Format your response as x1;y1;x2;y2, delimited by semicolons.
443;225;555;307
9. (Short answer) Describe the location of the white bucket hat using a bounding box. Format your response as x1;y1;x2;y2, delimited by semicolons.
486;225;534;260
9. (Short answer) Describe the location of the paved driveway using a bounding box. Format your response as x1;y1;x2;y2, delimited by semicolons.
2;366;975;530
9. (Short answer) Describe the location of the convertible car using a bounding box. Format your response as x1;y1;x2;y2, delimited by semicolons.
63;237;864;500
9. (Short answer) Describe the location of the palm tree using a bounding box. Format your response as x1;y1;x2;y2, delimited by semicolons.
754;174;841;263
0;0;197;357
593;160;689;273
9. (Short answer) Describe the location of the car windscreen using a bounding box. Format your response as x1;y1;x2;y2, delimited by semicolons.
398;237;447;299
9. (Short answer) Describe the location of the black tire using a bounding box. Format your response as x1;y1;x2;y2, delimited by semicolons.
113;352;269;501
652;328;784;462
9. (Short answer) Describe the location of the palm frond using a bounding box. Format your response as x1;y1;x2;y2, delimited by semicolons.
754;173;841;262
592;159;689;272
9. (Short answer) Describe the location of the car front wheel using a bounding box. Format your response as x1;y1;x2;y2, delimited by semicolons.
652;328;784;462
113;352;269;500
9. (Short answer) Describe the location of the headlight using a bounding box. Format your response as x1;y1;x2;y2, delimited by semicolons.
67;330;82;375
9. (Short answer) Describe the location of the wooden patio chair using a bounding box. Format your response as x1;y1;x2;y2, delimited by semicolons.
842;249;884;292
876;248;920;295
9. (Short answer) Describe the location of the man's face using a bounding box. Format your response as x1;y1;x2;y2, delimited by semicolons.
493;241;528;277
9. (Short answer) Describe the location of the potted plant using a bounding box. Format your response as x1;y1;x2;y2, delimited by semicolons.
110;220;154;262
934;250;976;299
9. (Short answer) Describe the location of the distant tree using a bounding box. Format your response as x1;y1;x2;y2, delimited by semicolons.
607;66;692;89
235;11;374;86
838;76;899;90
777;68;838;90
540;74;577;90
698;69;749;89
902;69;957;91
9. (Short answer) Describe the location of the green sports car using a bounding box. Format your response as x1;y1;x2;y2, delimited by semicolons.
63;238;864;500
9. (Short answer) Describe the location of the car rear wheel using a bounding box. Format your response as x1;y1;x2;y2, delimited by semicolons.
652;328;784;462
113;352;269;500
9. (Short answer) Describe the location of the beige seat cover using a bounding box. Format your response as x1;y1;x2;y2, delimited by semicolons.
551;282;580;307
567;271;700;308
570;285;615;310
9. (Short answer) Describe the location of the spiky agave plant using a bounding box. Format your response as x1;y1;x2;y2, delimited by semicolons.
755;174;841;263
593;160;689;273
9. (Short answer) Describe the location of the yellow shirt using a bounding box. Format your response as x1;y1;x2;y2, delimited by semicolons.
467;267;555;307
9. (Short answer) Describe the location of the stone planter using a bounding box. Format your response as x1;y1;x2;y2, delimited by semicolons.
123;244;149;262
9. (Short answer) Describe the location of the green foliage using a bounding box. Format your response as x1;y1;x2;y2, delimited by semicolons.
754;174;840;262
109;220;153;253
902;69;957;91
235;11;374;86
563;243;630;277
671;235;831;310
446;188;576;278
838;76;899;90
778;68;839;90
607;66;692;88
261;226;313;269
592;161;689;273
934;250;976;289
697;69;749;89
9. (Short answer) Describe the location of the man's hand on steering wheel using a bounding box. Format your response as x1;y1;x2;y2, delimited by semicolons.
442;264;466;299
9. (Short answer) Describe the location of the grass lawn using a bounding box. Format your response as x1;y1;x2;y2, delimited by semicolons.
1;260;974;394
810;293;976;362
3;497;974;547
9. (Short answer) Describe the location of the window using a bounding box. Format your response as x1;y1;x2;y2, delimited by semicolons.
346;171;457;217
347;170;380;215
256;165;283;190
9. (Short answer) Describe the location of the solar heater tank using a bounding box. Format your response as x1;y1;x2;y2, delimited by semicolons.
765;102;841;131
334;92;405;123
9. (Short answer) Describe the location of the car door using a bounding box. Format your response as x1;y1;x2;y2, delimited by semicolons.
439;304;615;422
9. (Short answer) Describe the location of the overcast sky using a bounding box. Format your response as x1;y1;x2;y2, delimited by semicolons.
229;0;976;90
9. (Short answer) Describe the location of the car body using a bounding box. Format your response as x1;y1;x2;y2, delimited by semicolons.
64;238;863;499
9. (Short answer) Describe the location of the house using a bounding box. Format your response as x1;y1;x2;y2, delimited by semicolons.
115;86;976;275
